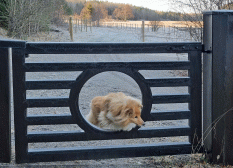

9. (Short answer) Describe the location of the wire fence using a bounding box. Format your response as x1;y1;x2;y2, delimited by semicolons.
65;17;202;42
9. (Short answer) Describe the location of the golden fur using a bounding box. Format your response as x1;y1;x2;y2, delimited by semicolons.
86;92;144;131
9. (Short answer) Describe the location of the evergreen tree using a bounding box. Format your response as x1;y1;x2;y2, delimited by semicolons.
80;2;94;19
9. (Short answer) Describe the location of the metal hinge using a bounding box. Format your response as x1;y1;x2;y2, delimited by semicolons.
202;50;212;53
202;44;212;53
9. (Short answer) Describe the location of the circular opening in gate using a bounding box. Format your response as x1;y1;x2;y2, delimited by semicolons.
78;71;143;132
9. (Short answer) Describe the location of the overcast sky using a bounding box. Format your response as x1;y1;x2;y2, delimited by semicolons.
101;0;173;12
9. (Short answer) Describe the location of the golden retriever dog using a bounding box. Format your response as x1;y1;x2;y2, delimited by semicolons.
86;92;144;131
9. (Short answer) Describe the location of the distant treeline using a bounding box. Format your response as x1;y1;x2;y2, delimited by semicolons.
66;0;202;21
0;0;202;39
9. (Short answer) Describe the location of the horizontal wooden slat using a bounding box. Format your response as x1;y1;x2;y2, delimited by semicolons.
153;94;191;104
27;126;190;142
26;110;190;125
152;94;191;104
26;114;75;125
27;97;69;107
145;77;190;87
25;42;202;54
0;39;26;48
26;79;75;90
27;142;192;163
149;110;191;121
24;61;190;72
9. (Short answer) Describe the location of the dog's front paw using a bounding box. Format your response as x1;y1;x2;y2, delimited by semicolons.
122;123;136;131
122;127;133;131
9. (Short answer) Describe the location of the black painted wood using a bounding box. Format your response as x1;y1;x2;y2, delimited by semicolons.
7;41;202;163
25;79;75;90
27;97;69;108
27;142;192;163
26;110;190;125
0;48;11;163
188;51;202;147
152;94;191;104
149;110;191;121
24;61;191;72
0;40;25;48
26;114;74;125
202;11;233;164
25;42;202;54
27;126;191;142
145;77;191;87
12;48;28;163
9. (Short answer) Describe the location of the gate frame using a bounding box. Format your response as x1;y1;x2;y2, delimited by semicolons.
11;42;202;163
0;47;11;163
0;40;25;163
0;42;202;163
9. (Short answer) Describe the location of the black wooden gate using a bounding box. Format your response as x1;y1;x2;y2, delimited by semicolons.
1;41;202;163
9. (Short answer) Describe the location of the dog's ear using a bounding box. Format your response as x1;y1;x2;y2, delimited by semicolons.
126;109;133;116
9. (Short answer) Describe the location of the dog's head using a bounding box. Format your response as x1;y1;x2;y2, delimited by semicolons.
107;95;144;128
124;98;144;127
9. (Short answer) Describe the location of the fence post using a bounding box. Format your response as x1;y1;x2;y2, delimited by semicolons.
69;16;73;41
203;10;233;165
0;48;11;163
81;19;83;32
85;19;88;32
142;21;145;42
75;18;77;33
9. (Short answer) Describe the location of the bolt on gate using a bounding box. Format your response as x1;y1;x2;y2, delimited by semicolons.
0;41;202;163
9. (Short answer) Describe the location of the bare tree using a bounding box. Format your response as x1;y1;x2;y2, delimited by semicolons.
171;0;233;41
74;1;85;15
113;4;134;21
93;2;108;26
150;21;162;32
6;0;67;39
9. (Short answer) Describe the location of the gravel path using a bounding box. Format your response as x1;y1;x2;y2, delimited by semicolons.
0;25;207;167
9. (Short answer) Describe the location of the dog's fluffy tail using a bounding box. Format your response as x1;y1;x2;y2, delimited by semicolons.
86;112;92;122
86;111;99;125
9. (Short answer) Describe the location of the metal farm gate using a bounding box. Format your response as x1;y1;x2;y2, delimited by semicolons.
1;41;202;163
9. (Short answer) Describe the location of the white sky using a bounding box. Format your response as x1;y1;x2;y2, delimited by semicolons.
101;0;173;12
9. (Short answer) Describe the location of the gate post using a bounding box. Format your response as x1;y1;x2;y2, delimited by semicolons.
0;48;11;163
203;10;233;165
